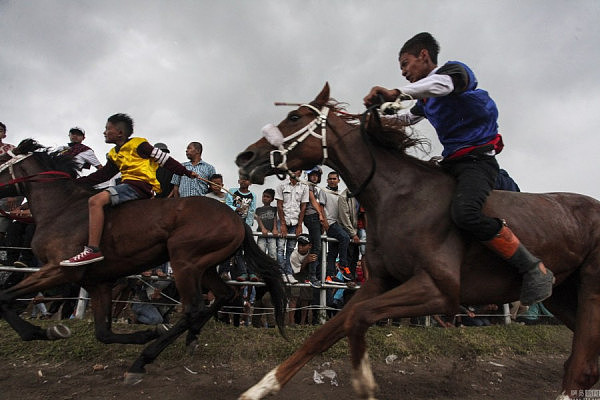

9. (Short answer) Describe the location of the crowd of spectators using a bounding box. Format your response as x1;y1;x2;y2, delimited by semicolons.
0;119;558;328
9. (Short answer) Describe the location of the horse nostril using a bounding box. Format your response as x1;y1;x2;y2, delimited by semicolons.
235;151;255;167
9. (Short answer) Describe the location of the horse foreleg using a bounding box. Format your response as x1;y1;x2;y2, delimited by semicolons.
239;278;386;400
0;264;77;341
345;272;457;400
0;303;71;341
87;283;162;345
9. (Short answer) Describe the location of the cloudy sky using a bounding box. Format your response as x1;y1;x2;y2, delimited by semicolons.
1;1;599;200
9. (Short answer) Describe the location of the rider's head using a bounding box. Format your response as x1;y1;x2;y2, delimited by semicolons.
107;114;134;138
400;32;439;64
398;32;439;82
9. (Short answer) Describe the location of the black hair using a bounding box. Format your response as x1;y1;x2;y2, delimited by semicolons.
107;113;134;137
190;141;203;153
209;173;223;181
263;188;275;198
400;32;440;65
0;122;6;132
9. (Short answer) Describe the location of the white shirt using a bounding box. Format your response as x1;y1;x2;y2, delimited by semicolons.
290;248;308;274
319;187;341;226
274;181;309;226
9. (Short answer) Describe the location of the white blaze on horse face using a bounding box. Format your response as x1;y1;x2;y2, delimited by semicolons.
239;367;281;400
261;124;284;149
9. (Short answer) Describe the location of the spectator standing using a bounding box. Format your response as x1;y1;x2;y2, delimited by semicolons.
204;173;230;280
319;171;352;280
275;170;309;284
204;173;226;202
338;187;364;279
0;122;14;157
225;175;258;281
255;188;278;261
0;122;19;242
153;142;174;198
302;167;324;288
169;141;215;198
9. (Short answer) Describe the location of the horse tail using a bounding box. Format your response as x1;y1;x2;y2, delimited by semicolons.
241;223;287;337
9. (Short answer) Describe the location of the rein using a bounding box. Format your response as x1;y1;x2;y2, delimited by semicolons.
0;151;73;196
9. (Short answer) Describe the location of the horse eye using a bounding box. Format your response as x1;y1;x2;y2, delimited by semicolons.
288;114;301;122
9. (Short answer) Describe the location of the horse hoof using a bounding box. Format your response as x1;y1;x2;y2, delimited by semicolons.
46;324;71;340
123;371;145;385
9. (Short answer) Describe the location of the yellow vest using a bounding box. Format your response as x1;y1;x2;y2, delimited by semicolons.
108;137;161;193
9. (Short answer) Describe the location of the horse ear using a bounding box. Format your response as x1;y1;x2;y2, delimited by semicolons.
314;82;330;107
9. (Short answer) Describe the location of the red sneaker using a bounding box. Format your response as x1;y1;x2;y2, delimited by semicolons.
60;247;104;267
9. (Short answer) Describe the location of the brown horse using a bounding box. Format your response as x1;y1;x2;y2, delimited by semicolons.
235;83;600;400
0;139;286;383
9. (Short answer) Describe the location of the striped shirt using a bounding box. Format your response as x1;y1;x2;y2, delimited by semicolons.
170;160;215;197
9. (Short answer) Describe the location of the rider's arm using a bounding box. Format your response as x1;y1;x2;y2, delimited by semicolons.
400;63;470;99
137;142;194;178
76;158;119;186
399;74;454;99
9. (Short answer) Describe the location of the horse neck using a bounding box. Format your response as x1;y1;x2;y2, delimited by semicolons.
325;119;448;209
18;163;85;224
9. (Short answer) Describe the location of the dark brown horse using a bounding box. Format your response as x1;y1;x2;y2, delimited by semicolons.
0;139;286;383
235;83;600;400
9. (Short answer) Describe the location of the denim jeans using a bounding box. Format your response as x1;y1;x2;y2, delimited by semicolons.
358;228;367;255
132;303;163;325
277;224;298;275
257;236;277;261
325;222;350;276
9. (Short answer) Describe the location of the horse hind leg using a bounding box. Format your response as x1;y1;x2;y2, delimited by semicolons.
0;265;77;341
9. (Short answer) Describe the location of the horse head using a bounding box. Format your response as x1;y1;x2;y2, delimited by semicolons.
0;139;77;199
236;83;332;184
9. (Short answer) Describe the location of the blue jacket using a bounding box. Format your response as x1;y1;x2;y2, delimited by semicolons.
411;61;499;158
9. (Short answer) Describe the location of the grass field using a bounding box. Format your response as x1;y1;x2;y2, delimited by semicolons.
0;319;573;363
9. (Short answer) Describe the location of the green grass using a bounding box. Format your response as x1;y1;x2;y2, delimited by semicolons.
0;319;572;364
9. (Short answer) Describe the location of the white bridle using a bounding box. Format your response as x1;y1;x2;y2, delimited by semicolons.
0;150;33;184
261;104;329;171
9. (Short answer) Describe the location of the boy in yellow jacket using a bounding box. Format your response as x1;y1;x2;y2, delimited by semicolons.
60;113;197;266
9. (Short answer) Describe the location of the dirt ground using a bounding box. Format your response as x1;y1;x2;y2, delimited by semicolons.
0;352;569;400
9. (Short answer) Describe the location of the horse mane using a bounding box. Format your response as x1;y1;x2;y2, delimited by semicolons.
325;100;437;169
7;138;80;179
